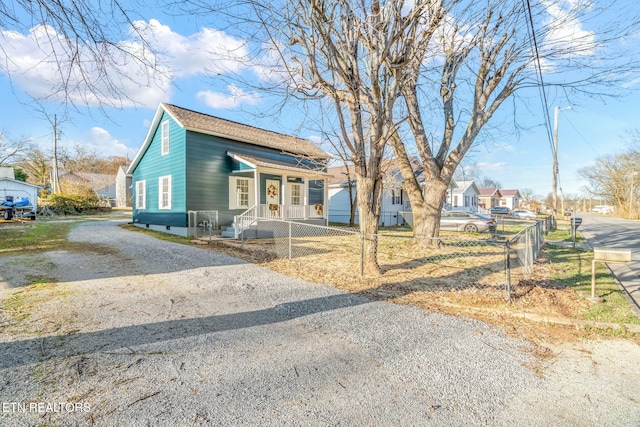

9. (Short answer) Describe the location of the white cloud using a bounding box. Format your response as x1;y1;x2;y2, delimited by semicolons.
83;127;136;158
132;19;251;78
494;143;515;154
196;85;261;109
0;19;258;109
543;1;596;57
0;24;171;108
476;162;507;171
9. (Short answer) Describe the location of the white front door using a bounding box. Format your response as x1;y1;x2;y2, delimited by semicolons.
266;179;280;204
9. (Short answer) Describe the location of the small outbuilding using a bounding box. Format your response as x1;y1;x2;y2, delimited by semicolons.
0;177;42;219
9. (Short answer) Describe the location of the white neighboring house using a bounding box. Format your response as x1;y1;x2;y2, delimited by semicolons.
328;161;462;226
444;180;480;212
500;189;521;210
115;166;132;208
327;164;410;226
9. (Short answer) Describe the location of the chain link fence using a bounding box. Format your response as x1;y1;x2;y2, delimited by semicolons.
188;210;219;239
202;215;553;302
503;216;553;301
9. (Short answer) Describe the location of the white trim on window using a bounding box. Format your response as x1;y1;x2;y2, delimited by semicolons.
289;183;302;205
161;120;170;155
229;177;255;209
159;175;172;209
135;180;146;210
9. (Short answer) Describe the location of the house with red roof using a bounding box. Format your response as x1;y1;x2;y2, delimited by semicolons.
478;188;502;210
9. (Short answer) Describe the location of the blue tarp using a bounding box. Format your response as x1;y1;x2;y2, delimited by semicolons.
2;197;31;207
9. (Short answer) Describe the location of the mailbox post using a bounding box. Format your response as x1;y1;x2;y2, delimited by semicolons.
570;213;582;249
591;247;631;303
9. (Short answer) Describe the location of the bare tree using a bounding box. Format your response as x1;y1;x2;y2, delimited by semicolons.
387;0;640;240
176;0;640;265
17;147;51;186
0;131;31;166
478;177;502;190
182;0;446;275
0;0;162;110
519;188;541;212
579;147;639;218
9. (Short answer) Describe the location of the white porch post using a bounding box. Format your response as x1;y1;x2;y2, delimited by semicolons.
254;169;259;214
304;178;309;219
323;178;328;225
281;175;287;219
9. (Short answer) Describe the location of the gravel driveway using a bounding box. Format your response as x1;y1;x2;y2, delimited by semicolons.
1;220;639;426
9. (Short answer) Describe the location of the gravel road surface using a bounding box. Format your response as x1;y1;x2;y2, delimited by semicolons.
1;220;639;426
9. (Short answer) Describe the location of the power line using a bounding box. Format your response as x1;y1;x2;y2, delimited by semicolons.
522;0;555;157
560;111;602;156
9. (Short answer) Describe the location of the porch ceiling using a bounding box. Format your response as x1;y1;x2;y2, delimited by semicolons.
228;151;331;178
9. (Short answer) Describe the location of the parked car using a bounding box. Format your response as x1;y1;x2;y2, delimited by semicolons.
490;206;511;215
592;205;614;214
440;211;497;233
511;209;537;220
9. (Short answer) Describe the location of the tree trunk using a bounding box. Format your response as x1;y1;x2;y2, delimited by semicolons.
356;177;382;276
349;185;357;227
413;178;449;244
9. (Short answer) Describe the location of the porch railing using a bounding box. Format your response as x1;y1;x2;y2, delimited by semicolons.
259;204;324;220
235;204;325;238
234;204;259;238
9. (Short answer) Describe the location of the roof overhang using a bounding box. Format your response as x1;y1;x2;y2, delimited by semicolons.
227;152;331;178
0;178;43;189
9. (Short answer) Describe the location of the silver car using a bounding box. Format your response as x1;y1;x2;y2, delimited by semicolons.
510;209;537;220
440;211;497;233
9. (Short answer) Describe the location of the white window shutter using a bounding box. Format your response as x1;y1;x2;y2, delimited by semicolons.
229;177;236;209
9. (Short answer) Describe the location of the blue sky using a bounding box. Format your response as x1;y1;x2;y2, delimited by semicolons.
0;1;638;198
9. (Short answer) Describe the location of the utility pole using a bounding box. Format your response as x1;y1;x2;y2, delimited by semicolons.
52;115;59;194
631;169;637;219
552;107;559;218
552;105;572;218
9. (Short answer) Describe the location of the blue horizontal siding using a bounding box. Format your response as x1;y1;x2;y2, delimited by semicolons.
132;112;186;222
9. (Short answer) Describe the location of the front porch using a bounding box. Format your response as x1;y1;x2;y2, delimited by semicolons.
226;151;330;238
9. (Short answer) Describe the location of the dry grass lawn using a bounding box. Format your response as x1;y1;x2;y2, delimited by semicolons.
197;229;626;345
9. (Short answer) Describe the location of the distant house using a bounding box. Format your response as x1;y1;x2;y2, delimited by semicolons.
500;189;521;210
445;180;480;212
58;171;117;201
327;160;417;226
478;188;503;209
115;166;132;208
127;103;331;237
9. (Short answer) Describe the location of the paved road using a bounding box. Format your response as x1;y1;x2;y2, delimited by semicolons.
576;213;640;315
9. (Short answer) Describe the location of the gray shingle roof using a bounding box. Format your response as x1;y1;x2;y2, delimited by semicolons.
229;152;331;177
163;104;330;159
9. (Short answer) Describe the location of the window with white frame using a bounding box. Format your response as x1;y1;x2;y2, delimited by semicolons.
159;175;171;209
161;120;170;155
229;177;254;209
290;183;302;205
392;189;401;205
135;180;146;209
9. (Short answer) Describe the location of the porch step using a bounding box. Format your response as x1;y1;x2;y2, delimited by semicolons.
220;225;237;238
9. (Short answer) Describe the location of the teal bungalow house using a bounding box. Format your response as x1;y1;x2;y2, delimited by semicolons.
127;103;331;238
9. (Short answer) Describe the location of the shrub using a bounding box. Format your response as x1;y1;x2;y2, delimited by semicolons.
46;194;109;215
